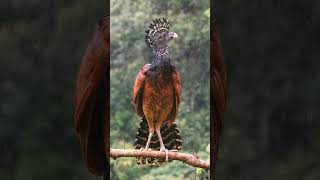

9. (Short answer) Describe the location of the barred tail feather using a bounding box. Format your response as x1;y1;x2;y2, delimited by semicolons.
134;117;182;166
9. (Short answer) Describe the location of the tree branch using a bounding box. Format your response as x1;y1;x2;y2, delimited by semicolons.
110;148;210;169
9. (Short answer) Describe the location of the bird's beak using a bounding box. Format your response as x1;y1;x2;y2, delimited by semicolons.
172;32;178;39
169;32;178;39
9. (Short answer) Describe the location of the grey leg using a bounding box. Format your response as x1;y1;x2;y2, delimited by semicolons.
145;129;154;150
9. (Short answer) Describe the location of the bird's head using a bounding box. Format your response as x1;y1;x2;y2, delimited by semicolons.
145;18;178;55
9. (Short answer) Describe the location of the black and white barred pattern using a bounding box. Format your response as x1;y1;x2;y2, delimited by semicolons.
145;18;171;48
134;117;182;166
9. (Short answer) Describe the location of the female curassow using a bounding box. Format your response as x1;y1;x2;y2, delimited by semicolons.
133;18;182;165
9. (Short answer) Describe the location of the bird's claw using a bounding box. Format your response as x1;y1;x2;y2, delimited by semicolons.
140;147;152;151
169;149;178;152
192;152;199;159
160;148;169;161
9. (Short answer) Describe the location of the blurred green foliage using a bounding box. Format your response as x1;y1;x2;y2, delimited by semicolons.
110;0;210;179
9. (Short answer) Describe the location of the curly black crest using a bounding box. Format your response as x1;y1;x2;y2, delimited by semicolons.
145;18;171;48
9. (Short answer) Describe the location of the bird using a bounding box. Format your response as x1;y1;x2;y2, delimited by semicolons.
211;16;227;172
73;15;110;179
133;18;182;165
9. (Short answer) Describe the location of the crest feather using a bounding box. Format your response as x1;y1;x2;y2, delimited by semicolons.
145;17;171;48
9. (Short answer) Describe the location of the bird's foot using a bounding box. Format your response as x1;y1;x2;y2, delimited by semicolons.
192;152;199;159
160;148;169;161
140;147;152;151
169;149;178;152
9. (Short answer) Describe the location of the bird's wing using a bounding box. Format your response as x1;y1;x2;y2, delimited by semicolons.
133;64;150;117
73;16;109;176
166;67;181;125
211;19;227;171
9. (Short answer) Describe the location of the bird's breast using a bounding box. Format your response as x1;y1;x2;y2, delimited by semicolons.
142;74;174;112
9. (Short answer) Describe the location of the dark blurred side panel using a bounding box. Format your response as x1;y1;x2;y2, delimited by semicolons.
0;1;108;179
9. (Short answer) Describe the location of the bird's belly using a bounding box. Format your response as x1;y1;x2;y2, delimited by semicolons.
142;79;174;116
143;89;173;110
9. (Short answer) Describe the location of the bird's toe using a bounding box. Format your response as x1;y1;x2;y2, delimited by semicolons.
160;148;169;161
169;149;178;152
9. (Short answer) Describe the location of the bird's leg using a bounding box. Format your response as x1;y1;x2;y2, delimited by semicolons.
156;127;171;161
144;127;154;150
155;127;166;151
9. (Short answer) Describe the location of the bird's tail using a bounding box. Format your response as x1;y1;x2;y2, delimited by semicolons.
134;117;182;166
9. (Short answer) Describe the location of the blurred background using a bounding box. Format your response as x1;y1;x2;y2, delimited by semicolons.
0;0;106;179
1;0;320;180
110;0;210;179
216;1;320;180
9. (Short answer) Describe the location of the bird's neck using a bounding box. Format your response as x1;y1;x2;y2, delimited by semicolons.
153;47;169;61
149;48;171;75
149;58;172;83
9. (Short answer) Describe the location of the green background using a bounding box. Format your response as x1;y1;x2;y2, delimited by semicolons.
110;0;210;179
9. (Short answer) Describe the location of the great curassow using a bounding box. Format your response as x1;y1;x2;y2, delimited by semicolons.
133;18;182;166
73;15;109;179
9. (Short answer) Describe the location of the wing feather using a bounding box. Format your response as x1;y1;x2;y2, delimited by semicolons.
166;67;181;125
73;16;109;176
133;64;150;117
211;18;227;172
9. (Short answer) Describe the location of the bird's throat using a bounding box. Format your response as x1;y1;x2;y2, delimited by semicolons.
153;47;169;60
149;47;172;81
